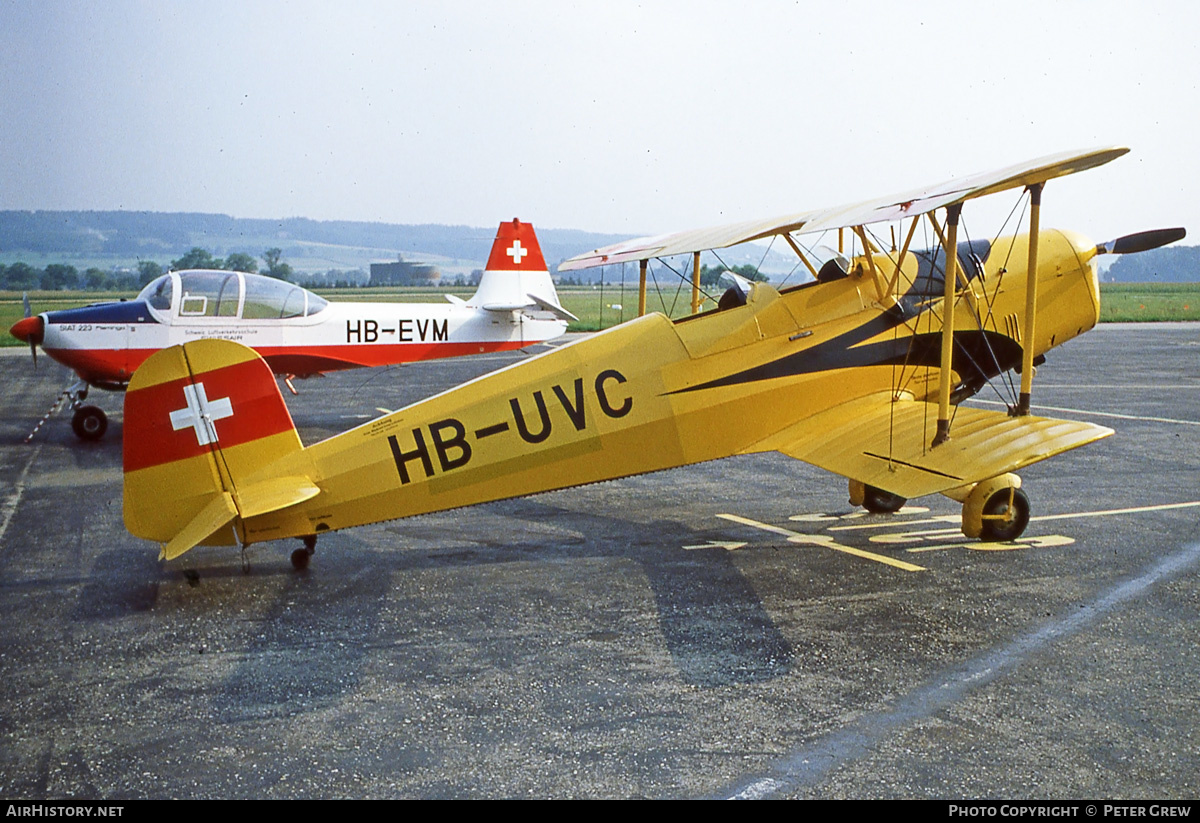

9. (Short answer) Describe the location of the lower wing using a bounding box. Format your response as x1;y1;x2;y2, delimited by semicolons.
755;393;1112;498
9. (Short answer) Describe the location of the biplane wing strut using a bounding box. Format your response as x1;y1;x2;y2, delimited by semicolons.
1016;183;1044;417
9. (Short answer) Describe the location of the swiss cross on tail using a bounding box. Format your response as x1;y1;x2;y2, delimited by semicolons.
169;382;234;446
485;218;548;271
123;343;300;474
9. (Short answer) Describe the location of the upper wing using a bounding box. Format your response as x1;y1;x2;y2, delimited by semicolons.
557;211;820;270
559;147;1129;271
754;394;1113;499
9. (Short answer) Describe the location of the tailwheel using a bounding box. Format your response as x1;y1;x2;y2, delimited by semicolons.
862;485;907;514
979;488;1030;542
291;535;317;570
71;405;108;441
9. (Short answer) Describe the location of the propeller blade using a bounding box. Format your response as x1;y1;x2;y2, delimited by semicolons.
1096;227;1186;255
18;294;37;369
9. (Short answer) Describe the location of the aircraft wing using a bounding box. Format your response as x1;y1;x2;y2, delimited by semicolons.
755;394;1113;499
559;147;1129;271
557;212;820;270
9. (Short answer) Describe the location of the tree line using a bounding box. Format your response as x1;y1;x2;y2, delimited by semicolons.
0;246;295;291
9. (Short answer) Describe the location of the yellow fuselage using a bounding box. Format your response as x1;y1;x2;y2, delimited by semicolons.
127;229;1102;549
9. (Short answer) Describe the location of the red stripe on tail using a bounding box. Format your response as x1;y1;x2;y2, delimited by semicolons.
124;356;296;473
484;218;548;271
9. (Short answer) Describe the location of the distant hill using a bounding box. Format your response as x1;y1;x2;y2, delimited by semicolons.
1105;245;1199;283
0;210;803;284
0;210;632;281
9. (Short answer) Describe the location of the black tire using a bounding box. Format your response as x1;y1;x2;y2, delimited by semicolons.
290;548;311;570
71;406;107;441
980;488;1031;541
862;485;907;514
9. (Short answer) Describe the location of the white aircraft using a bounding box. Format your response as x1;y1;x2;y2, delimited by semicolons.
11;219;576;440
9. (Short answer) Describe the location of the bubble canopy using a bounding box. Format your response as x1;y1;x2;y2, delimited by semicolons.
137;270;329;320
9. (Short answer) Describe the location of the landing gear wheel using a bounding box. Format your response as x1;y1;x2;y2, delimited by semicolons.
291;535;317;570
980;488;1030;542
862;485;906;514
71;405;107;441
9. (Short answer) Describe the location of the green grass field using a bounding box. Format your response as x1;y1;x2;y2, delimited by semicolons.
1093;282;1200;322
3;282;1198;347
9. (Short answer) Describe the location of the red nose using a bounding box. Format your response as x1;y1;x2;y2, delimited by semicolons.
10;316;44;345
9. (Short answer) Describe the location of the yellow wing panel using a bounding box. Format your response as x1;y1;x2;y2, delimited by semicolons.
762;395;1113;499
560;147;1128;270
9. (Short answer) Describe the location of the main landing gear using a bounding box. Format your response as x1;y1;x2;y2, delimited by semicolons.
291;535;318;570
850;473;1030;541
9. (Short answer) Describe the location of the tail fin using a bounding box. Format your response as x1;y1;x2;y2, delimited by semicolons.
123;339;318;560
467;218;578;322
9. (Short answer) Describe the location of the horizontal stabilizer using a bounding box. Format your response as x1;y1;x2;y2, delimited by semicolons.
480;296;578;322
233;476;322;520
526;293;579;322
161;492;238;561
159;477;320;561
761;395;1113;499
482;301;531;313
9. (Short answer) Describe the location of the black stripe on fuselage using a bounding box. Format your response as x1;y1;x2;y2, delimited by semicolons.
667;312;1022;395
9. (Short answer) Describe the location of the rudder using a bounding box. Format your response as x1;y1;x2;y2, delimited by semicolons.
123;339;312;559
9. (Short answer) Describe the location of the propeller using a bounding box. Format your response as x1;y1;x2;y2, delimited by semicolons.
1095;227;1186;255
9;294;43;368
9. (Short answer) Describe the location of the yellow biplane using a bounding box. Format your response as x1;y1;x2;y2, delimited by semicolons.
122;147;1184;569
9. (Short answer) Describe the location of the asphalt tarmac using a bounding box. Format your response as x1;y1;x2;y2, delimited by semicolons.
0;323;1197;799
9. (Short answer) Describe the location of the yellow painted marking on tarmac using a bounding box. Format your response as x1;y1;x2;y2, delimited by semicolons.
788;505;929;523
682;540;748;551
869;527;965;545
829;514;960;531
905;534;1075;553
868;501;1200;546
717;513;926;572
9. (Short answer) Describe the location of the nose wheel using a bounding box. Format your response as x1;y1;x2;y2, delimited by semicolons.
71;405;108;441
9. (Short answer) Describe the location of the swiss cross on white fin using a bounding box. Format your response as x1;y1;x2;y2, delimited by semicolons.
169;382;233;446
485;219;547;271
507;240;528;265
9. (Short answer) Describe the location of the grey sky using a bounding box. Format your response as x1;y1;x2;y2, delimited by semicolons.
2;0;1196;246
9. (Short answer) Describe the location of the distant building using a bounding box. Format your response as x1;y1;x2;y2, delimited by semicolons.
369;255;441;286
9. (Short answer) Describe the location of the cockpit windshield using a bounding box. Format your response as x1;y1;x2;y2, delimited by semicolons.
137;274;174;311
